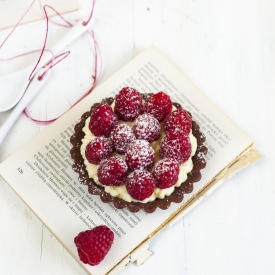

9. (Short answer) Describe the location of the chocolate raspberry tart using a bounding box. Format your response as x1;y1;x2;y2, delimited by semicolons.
70;87;207;213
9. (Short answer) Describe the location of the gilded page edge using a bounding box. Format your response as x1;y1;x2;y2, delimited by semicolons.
108;145;262;274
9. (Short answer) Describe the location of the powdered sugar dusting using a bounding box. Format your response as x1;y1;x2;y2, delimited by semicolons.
164;108;192;134
81;115;197;202
133;113;161;143
110;124;136;154
85;136;113;164
114;87;143;121
125;140;155;170
152;158;180;189
89;103;118;136
160;132;192;163
125;170;155;201
80;92;199;203
144;92;173;122
97;156;128;186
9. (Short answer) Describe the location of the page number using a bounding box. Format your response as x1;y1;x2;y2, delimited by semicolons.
17;168;24;174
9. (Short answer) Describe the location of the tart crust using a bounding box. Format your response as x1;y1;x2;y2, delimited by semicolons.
70;96;208;213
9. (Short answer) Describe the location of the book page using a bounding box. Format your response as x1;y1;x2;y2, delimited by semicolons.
0;0;79;30
0;47;253;275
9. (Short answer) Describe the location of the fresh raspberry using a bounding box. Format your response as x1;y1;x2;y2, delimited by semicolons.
164;108;192;134
97;156;128;186
126;170;155;201
125;140;155;170
89;103;118;137
152;158;180;189
85;137;113;164
74;225;114;266
110;124;136;154
144;92;172;122
133;113;161;143
160;131;191;163
114;87;143;121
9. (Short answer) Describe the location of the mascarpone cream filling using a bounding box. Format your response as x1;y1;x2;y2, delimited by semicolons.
80;114;197;203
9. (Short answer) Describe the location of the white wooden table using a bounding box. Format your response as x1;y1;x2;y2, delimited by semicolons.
1;0;275;274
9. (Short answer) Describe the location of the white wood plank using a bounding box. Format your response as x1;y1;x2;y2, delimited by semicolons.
1;0;274;274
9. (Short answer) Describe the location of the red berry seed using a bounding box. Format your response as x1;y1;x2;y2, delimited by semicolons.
160;132;192;163
152;158;180;189
125;140;155;170
89;103;118;137
164;109;192;134
74;225;114;266
97;156;128;186
85;137;113;164
126;170;155;201
110;124;136;154
133;113;161;143
114;87;143;121
144;91;172;122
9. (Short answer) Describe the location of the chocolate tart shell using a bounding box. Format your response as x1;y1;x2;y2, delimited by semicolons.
70;96;208;213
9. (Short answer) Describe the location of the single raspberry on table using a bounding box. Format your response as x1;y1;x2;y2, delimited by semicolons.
152;158;180;189
160;131;191;164
126;170;155;201
74;225;114;266
164;108;192;134
114;87;143;121
110;124;136;154
143;91;172;122
97;156;128;186
133;113;161;143
125;139;155;170
89;103;118;137
85;137;113;164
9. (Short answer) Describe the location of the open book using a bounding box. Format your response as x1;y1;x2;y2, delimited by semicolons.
0;47;260;275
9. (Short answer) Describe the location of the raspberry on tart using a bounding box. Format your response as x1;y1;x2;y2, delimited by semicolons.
74;225;114;266
110;124;136;154
114;87;143;121
85;136;113;164
160;131;192;164
126;170;155;201
152;158;180;189
97;156;128;186
164;108;192;134
89;103;118;137
71;88;207;213
125;139;155;170
144;91;172;122
133;113;161;143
